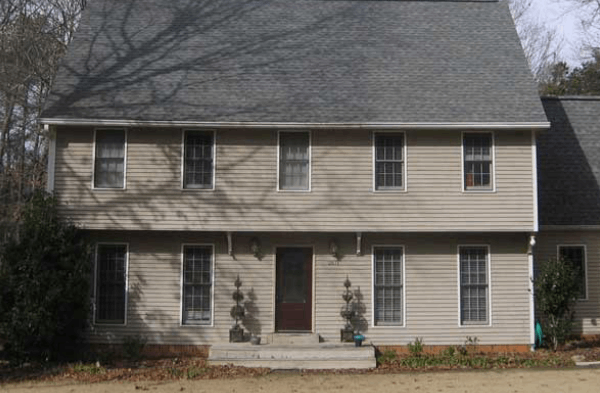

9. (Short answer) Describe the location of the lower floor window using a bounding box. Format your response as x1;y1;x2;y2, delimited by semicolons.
373;247;404;325
558;245;587;299
459;246;489;325
182;245;213;325
95;244;128;324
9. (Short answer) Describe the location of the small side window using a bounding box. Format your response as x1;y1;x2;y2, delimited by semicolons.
463;132;493;191
558;245;587;300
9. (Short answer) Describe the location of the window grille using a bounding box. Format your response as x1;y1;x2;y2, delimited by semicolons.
94;129;125;188
95;244;127;324
279;132;310;190
375;133;404;190
374;247;403;325
463;133;492;190
184;131;214;189
182;245;213;325
460;246;488;324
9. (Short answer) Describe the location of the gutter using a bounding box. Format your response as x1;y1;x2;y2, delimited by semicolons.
38;118;551;130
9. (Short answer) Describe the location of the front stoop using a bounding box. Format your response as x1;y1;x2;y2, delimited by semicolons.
208;343;376;370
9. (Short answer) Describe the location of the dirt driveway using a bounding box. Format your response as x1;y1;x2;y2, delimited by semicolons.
2;368;600;393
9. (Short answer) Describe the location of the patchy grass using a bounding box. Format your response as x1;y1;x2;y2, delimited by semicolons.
2;338;600;383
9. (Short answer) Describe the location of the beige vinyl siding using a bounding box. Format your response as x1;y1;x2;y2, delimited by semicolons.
55;127;535;232
535;231;600;335
88;231;531;346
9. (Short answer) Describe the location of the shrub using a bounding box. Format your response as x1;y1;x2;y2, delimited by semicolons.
0;192;92;364
407;337;424;356
376;349;398;365
535;257;580;351
123;335;147;361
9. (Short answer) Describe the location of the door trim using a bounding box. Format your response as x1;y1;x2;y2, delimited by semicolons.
272;245;315;333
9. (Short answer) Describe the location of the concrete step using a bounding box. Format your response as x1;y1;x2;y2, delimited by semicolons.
269;333;320;345
208;343;376;370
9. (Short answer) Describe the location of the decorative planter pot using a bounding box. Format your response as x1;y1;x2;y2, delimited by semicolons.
353;334;365;347
250;336;261;345
341;328;354;342
229;326;244;343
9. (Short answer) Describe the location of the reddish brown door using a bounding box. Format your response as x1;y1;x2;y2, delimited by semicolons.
276;247;312;331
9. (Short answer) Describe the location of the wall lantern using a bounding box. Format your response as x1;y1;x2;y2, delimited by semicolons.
249;237;262;259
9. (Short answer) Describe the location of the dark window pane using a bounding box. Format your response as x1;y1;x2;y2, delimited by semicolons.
94;129;125;188
374;247;403;325
559;246;586;299
375;134;404;190
463;133;492;190
279;132;310;190
459;246;488;324
182;246;213;324
184;131;214;189
95;244;127;324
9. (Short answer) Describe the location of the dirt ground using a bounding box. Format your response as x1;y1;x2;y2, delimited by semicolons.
2;368;600;393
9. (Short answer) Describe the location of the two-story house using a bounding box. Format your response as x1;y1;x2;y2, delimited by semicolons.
39;0;549;354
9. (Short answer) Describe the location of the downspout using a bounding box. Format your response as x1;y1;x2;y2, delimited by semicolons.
528;234;536;351
46;124;57;193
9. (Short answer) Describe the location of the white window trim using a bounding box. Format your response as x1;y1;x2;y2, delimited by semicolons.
180;243;215;327
371;245;406;328
461;131;496;193
372;131;408;193
557;244;589;301
457;244;492;327
91;128;128;190
93;242;129;326
180;129;217;191
276;130;312;192
271;245;316;333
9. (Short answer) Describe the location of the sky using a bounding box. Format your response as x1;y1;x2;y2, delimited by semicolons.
529;0;594;66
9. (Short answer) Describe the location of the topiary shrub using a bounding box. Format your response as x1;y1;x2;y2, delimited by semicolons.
535;257;581;351
0;191;92;364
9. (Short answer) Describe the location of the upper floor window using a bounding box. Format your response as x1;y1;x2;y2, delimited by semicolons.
374;133;405;190
94;243;128;325
373;246;404;326
94;129;126;189
463;132;493;191
558;245;587;300
182;245;213;325
278;131;310;191
459;246;489;325
183;130;215;189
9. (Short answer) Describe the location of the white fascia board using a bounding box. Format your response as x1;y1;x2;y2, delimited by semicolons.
39;118;551;130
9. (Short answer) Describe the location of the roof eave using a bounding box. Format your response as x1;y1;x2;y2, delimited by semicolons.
39;118;551;130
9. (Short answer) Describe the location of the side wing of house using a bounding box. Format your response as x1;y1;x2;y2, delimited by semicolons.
536;97;600;337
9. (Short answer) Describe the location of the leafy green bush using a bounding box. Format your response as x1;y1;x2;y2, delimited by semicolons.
376;349;398;365
123;335;147;361
535;257;580;351
407;337;424;356
0;192;92;363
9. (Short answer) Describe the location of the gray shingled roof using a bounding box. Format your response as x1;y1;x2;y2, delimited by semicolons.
538;97;600;226
41;0;546;124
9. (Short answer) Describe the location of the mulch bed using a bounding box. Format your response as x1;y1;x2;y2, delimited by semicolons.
1;339;599;384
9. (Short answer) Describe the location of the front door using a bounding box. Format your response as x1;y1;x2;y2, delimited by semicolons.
275;247;312;332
